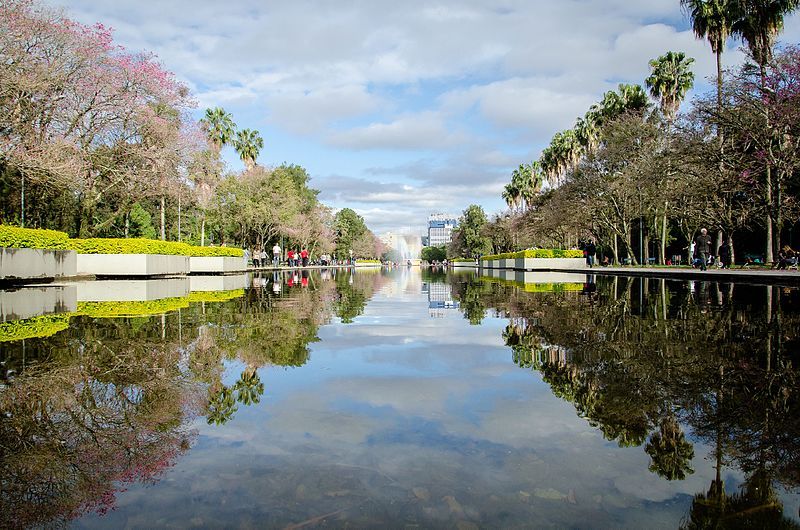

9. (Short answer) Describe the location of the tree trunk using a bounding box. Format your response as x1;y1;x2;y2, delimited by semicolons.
201;218;206;247
160;196;166;241
660;210;667;265
728;233;735;266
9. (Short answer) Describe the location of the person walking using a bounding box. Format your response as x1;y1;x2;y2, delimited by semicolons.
260;248;267;269
252;248;260;268
719;240;732;269
300;248;309;267
694;228;712;271
585;240;596;268
287;249;295;267
272;242;281;267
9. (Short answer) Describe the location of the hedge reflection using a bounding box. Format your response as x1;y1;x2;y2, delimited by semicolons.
453;275;800;523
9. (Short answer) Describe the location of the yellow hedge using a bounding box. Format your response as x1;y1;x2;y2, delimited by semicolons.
480;249;584;261
67;238;243;257
0;225;70;250
76;298;191;318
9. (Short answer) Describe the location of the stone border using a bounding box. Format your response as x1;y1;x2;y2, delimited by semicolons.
77;254;189;277
189;256;248;274
0;247;77;282
76;278;190;302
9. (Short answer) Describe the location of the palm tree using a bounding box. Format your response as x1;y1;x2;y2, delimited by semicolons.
681;0;737;111
645;51;696;123
234;368;264;406
645;415;695;480
502;182;520;212
234;128;264;171
732;0;799;74
200;107;236;154
205;385;238;425
519;162;544;210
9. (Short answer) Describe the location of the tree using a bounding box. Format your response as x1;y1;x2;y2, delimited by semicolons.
333;208;368;259
421;245;447;263
234;128;264;171
732;0;800;262
454;204;492;258
199;107;236;154
681;0;737;111
646;51;696;123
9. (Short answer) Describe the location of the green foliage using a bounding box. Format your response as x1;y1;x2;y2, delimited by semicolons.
0;225;70;250
355;259;381;264
0;314;71;342
128;202;157;239
421;245;447;262
454;205;492;258
67;238;243;257
334;208;368;258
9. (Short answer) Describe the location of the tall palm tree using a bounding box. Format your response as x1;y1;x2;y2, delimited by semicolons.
519;162;544;210
502;182;520;212
645;51;696;123
732;0;799;74
234;128;264;171
681;0;737;111
199;107;236;154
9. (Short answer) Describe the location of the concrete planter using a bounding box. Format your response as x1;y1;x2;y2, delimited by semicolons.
451;261;476;268
77;254;189;277
502;258;515;269
0;247;77;282
189;256;247;274
76;278;190;302
0;285;77;321
190;274;248;292
521;257;585;270
513;271;589;284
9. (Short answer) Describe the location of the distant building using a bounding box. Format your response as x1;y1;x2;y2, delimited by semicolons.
427;213;458;247
421;236;429;247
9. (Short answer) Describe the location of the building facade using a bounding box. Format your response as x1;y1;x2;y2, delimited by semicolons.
427;214;458;247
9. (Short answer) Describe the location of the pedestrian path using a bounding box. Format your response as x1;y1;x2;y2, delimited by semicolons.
550;265;800;285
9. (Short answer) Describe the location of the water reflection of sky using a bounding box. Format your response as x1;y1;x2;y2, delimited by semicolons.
73;270;799;528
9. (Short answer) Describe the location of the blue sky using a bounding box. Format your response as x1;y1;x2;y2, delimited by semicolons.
47;1;800;236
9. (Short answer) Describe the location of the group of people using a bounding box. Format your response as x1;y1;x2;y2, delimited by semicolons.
251;244;311;268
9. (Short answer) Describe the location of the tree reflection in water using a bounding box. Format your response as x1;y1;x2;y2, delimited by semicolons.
450;274;800;526
0;270;389;526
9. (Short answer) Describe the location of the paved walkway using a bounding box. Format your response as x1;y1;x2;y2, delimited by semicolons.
547;265;800;285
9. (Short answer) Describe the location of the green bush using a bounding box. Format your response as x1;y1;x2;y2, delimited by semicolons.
67;238;243;257
0;225;70;250
355;259;382;264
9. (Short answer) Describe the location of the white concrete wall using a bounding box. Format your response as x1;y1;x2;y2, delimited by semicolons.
189;256;247;273
521;258;585;270
0;248;77;281
77;254;189;277
0;285;77;321
76;278;190;302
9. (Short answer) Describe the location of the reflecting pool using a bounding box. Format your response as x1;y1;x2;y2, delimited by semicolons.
1;268;799;528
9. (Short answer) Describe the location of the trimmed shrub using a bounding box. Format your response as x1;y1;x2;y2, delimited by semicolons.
0;225;70;250
356;259;381;264
480;249;584;261
67;238;243;257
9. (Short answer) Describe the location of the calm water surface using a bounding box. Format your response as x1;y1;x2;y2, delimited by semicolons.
1;268;799;528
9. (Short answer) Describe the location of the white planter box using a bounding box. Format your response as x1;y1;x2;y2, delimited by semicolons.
190;274;248;292
77;254;189;277
451;261;476;268
189;256;247;274
0;285;77;321
0;247;77;281
521;257;585;270
76;278;190;302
